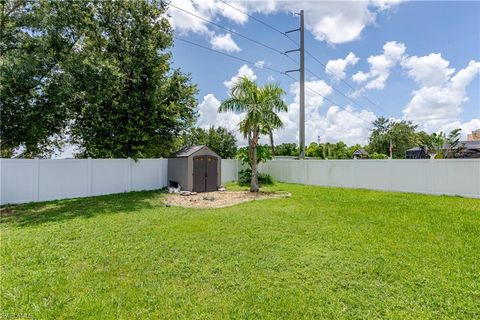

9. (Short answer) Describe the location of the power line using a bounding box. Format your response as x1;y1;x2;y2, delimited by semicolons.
286;34;391;117
173;36;285;75
169;3;286;56
170;2;380;119
217;0;286;35
283;73;372;125
210;2;390;117
175;36;372;126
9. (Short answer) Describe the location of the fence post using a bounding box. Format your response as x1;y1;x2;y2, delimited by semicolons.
33;158;40;202
87;158;93;196
126;158;132;192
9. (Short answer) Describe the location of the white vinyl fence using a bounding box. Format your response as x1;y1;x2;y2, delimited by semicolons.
221;159;240;184
0;158;169;205
259;159;480;198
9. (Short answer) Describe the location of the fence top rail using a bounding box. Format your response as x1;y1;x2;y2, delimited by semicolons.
0;158;168;161
265;159;480;163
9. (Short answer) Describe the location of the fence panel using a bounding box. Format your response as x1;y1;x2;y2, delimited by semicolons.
38;159;90;201
259;159;480;198
0;158;169;204
221;159;239;184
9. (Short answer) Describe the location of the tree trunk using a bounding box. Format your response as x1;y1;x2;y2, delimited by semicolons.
269;129;275;156
250;130;259;192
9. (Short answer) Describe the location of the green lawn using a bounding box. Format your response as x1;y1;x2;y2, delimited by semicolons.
1;184;479;319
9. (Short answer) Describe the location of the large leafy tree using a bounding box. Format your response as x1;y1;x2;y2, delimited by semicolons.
1;0;87;157
368;117;418;158
219;77;286;192
275;143;299;156
0;0;197;158
181;126;237;159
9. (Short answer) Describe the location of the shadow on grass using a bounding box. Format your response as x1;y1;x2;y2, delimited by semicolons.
0;190;166;227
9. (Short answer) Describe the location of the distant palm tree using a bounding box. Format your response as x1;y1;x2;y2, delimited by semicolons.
259;83;287;156
219;77;287;192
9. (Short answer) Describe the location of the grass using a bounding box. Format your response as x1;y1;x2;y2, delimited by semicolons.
1;183;479;319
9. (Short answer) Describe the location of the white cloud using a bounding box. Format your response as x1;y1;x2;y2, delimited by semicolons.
271;78;375;146
352;41;406;90
210;33;241;52
291;80;333;111
223;64;257;90
325;52;359;80
198;65;377;146
168;0;211;35
196;94;246;143
402;60;480;133
254;60;265;68
168;0;404;44
401;53;455;87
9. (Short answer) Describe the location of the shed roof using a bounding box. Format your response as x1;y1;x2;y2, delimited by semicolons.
353;149;369;155
170;145;218;158
406;146;424;152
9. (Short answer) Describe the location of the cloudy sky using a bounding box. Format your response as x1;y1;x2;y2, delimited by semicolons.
169;0;480;146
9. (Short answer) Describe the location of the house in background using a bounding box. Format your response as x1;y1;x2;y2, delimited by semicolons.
352;149;369;159
406;146;430;159
460;140;480;158
467;129;480;141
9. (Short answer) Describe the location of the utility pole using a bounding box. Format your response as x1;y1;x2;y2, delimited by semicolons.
285;9;305;159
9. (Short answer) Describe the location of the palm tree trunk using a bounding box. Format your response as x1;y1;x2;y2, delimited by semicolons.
250;130;259;192
269;129;275;156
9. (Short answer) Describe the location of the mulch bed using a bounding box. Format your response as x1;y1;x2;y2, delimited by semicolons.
163;190;290;209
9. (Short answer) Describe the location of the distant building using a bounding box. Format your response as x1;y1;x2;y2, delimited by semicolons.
461;140;480;158
407;141;480;159
352;149;369;159
467;129;480;141
406;146;430;159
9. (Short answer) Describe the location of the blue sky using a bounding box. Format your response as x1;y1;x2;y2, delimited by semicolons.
169;0;480;145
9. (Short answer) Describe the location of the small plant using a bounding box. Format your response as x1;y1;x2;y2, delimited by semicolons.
370;152;388;159
238;169;273;186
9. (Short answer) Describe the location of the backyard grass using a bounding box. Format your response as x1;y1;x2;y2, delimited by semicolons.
1;183;479;319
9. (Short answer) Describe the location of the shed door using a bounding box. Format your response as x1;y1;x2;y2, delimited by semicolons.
193;156;206;192
206;156;218;192
193;155;218;192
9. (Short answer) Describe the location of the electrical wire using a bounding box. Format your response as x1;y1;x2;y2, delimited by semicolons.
175;36;372;125
211;1;390;117
169;3;287;56
170;2;379;118
174;36;285;75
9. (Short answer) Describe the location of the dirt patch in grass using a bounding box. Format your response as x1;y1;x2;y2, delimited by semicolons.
163;191;290;209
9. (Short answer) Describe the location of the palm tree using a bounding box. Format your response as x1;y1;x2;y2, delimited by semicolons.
259;83;288;156
219;77;287;192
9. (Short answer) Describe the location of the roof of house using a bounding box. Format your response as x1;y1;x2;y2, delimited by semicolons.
442;140;480;151
353;149;369;155
406;146;428;152
170;145;207;158
463;140;480;151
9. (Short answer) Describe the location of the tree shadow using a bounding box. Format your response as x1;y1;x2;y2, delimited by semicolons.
0;189;167;227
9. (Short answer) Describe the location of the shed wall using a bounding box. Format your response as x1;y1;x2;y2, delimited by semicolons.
167;158;189;190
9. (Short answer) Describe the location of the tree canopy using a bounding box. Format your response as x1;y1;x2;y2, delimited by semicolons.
180;127;237;159
1;0;197;158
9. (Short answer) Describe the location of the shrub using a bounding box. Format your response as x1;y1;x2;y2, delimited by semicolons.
238;169;273;186
371;152;389;159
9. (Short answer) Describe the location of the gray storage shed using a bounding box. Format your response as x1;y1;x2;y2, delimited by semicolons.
168;145;221;192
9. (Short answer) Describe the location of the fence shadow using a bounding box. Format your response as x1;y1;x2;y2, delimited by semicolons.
0;190;166;227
